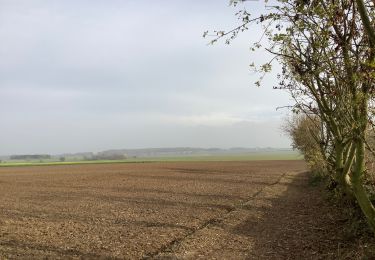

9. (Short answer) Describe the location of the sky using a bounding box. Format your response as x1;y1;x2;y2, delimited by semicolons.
0;0;294;155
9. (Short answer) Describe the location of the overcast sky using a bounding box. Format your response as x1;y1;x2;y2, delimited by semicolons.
0;0;293;155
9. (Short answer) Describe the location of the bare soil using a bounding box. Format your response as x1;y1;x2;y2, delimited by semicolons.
0;161;373;259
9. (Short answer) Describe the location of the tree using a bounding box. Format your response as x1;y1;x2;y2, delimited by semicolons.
283;114;327;175
209;0;375;233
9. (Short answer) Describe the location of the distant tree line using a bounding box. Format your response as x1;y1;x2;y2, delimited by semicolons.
88;153;127;161
10;154;51;160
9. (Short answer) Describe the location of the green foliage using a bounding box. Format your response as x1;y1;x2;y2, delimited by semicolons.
283;114;327;175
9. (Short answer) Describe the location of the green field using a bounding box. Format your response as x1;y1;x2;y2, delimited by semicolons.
0;151;302;167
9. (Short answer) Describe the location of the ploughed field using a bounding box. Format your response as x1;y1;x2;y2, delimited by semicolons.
0;161;371;259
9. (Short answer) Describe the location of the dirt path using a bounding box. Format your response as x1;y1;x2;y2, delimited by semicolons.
154;169;375;259
0;161;373;259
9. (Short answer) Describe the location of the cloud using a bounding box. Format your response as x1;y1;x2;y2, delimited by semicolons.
0;0;292;154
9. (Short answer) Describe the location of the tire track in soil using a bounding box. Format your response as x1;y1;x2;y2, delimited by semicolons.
142;172;289;259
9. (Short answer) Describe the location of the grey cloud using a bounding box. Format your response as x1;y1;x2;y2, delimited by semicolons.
0;0;292;154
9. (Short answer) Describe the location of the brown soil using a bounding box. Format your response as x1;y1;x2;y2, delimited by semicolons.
0;161;373;259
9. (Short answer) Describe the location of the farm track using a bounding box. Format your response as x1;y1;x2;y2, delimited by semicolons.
144;172;288;259
0;161;373;259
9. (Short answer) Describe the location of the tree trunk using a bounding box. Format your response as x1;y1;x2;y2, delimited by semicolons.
351;94;375;233
352;137;375;232
335;142;344;184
